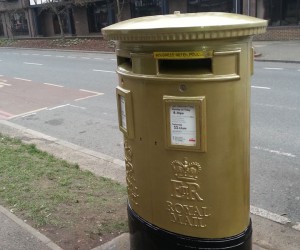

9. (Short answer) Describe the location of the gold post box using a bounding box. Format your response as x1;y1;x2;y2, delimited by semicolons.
102;12;267;250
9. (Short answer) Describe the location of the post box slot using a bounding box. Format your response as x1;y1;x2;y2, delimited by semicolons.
118;56;132;71
158;58;212;75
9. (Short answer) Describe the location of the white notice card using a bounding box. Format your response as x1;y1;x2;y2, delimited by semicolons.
170;105;197;146
120;95;127;129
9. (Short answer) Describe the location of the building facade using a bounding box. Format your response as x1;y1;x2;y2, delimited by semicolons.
0;0;299;40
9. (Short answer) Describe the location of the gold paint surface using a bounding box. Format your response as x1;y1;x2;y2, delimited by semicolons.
108;12;267;239
102;12;267;41
118;39;252;238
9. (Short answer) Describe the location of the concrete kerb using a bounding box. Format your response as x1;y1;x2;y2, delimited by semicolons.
0;120;126;185
0;205;63;250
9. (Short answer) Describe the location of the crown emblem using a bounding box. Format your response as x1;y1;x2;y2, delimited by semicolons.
171;157;201;181
124;141;132;162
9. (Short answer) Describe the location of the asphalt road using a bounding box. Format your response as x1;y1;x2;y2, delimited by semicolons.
0;48;299;224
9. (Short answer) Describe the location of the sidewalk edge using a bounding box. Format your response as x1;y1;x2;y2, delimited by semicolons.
0;205;63;250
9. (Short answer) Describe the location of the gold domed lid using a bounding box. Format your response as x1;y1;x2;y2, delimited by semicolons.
102;12;267;41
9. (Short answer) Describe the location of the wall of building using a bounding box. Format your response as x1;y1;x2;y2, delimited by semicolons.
73;7;89;36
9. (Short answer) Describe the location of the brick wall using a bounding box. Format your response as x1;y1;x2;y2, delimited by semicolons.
254;26;300;41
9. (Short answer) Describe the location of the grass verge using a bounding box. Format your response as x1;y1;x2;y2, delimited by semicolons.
0;134;128;249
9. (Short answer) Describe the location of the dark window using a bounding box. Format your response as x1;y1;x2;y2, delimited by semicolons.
256;0;300;26
0;16;4;36
87;2;114;32
187;0;237;13
130;0;167;18
9;12;29;36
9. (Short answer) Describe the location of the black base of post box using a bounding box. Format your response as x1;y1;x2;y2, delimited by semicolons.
128;204;252;250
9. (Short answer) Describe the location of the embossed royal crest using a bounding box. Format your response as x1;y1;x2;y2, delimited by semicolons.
171;157;201;182
124;140;139;205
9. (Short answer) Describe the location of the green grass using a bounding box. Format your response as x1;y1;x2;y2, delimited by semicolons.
0;134;128;235
0;39;16;47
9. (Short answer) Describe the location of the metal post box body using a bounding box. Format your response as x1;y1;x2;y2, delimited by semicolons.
103;12;267;249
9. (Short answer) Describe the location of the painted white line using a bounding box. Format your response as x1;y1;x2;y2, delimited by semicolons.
250;206;291;225
93;69;116;73
21;113;37;118
48;104;69;111
94;58;104;60
75;94;103;102
264;67;283;70
43;83;63;88
0;82;11;86
253;103;297;111
56;55;65;58
81;57;90;60
292;222;300;231
68;56;76;59
68;104;86;110
9;107;48;119
24;62;43;66
110;59;117;61
43;55;51;57
80;89;104;95
252;146;296;158
251;86;271;90
13;77;32;82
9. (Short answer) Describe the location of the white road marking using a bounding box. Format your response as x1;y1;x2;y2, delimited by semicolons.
81;57;90;60
253;103;297;111
68;56;76;59
75;94;104;102
264;67;283;70
9;107;48;119
48;104;69;111
251;85;271;90
47;104;86;111
110;59;117;61
0;79;7;82
80;89;104;95
250;206;291;225
43;83;63;88
24;62;43;66
14;77;32;82
0;82;11;86
43;55;51;57
56;55;65;58
292;222;300;231
68;104;86;110
94;58;104;60
252;146;296;158
93;69;115;73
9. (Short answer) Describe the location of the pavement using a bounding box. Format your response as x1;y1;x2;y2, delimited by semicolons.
0;40;300;250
